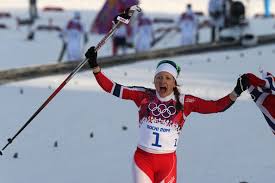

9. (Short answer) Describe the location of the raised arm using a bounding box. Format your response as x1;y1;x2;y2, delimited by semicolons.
246;73;266;87
85;46;147;107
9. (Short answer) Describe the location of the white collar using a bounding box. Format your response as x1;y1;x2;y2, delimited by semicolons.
156;92;175;102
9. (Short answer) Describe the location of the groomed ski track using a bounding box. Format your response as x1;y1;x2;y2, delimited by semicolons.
0;33;274;85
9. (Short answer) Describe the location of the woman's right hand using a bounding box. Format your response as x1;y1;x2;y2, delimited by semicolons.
85;46;98;69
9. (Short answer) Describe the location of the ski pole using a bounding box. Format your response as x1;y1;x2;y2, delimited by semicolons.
0;24;119;156
0;5;141;156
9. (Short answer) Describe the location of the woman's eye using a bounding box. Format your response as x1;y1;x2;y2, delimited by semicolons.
156;75;173;81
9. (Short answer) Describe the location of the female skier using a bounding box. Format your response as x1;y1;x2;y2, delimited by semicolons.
84;46;249;183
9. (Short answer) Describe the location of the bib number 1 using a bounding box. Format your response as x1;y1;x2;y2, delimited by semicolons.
152;132;162;147
151;132;178;148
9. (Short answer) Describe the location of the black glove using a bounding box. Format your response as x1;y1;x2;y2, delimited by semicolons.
113;8;131;24
234;74;249;96
85;46;98;68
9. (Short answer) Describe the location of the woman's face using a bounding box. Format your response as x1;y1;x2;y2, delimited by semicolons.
154;71;176;98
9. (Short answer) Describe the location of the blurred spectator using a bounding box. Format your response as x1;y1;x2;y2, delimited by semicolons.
112;23;128;55
224;0;233;28
178;4;199;46
208;0;226;42
61;11;87;61
29;0;38;21
134;13;154;52
229;0;245;26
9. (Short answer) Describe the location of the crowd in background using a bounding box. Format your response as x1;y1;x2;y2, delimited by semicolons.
0;0;257;61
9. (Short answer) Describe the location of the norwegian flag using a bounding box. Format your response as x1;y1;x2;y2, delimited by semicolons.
247;71;275;135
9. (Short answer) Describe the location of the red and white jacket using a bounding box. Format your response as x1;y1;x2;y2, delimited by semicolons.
94;71;234;153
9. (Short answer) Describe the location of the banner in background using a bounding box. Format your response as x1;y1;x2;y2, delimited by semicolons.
91;0;139;34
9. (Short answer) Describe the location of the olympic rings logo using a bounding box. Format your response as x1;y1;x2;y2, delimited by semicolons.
148;102;176;118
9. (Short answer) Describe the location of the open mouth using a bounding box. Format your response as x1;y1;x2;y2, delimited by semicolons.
159;86;167;93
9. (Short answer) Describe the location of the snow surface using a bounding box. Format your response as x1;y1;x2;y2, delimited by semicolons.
0;1;275;183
